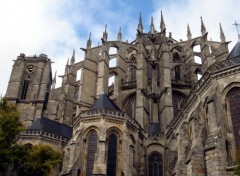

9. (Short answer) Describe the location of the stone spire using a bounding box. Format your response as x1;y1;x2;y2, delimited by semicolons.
87;32;92;48
52;71;57;90
138;12;143;32
65;58;69;74
160;10;165;32
219;23;226;42
187;24;192;40
103;24;108;41
117;27;122;41
201;17;206;35
70;49;75;65
150;15;156;33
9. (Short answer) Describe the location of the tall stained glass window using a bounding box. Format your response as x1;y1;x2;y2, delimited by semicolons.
107;133;118;176
86;130;98;176
148;152;163;176
227;87;240;149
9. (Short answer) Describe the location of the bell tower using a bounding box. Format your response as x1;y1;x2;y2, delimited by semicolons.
6;53;52;127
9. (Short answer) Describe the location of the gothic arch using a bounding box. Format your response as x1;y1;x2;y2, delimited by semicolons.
170;45;182;52
172;53;182;62
147;143;164;149
106;128;122;176
127;46;138;53
122;93;136;118
221;82;240;164
222;85;240;161
85;129;98;176
147;152;163;176
83;126;100;140
172;91;187;117
106;126;123;138
128;65;137;82
109;45;119;55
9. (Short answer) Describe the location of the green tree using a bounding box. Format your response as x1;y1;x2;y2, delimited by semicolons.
18;144;62;176
0;98;23;172
0;98;62;176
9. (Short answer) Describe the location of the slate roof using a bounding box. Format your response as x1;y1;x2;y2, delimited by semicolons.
29;117;73;138
91;93;120;111
148;123;161;134
227;39;240;59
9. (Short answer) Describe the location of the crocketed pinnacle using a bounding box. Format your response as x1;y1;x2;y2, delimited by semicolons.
138;12;143;32
160;10;165;32
187;24;192;40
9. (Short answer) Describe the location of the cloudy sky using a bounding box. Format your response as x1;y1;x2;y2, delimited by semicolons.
1;0;240;96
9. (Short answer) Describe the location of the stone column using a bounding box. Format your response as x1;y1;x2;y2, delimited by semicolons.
159;43;173;130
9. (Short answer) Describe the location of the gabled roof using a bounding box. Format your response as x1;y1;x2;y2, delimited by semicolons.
91;93;120;111
30;117;72;138
227;39;240;59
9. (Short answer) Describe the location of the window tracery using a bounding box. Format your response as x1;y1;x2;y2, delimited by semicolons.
86;130;98;176
148;152;163;176
107;133;118;176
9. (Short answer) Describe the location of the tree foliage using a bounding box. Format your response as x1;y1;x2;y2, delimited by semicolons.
0;98;62;175
0;98;23;172
18;145;62;176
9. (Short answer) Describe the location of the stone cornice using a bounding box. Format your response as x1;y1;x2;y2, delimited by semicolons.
75;108;141;130
17;129;70;145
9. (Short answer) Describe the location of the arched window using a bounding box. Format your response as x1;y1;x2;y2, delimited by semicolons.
148;64;152;85
108;75;115;86
174;65;181;81
86;130;98;176
226;87;240;149
109;57;117;68
109;47;117;55
172;53;181;62
125;96;136;118
148;152;163;176
130;66;136;82
172;92;186;117
76;68;83;81
21;80;29;100
107;133;118;176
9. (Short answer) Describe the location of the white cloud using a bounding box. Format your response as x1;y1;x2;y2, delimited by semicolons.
151;0;240;47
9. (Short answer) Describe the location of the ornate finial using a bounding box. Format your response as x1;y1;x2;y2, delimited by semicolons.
117;26;122;41
87;32;92;48
187;23;192;40
70;49;75;65
150;15;156;33
88;32;91;40
219;23;226;42
160;10;165;32
201;17;206;35
103;24;108;41
233;20;240;40
138;12;143;32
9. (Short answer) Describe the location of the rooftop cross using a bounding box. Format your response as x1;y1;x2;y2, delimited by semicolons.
233;20;240;39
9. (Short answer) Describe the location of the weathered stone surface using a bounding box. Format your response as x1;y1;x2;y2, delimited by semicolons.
5;15;240;176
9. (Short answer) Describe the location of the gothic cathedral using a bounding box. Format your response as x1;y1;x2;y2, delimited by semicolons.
5;13;240;176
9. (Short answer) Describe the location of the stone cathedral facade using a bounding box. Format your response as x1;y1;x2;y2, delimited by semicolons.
5;13;240;176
